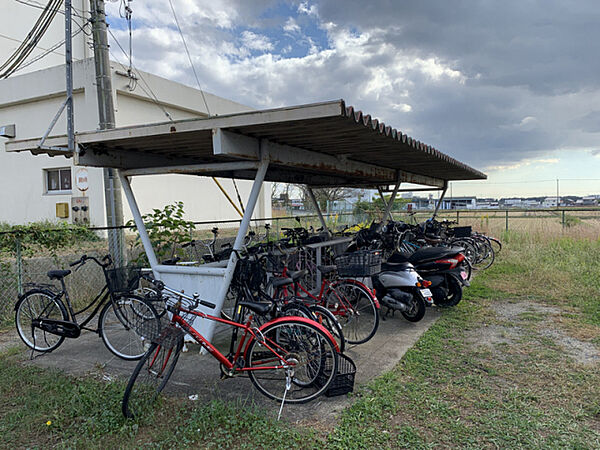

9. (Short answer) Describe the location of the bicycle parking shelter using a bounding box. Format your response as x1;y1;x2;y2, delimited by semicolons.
6;99;486;342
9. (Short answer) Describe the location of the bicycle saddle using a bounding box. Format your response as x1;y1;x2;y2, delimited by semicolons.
317;265;336;275
47;269;71;280
271;277;293;288
238;300;273;315
288;270;307;281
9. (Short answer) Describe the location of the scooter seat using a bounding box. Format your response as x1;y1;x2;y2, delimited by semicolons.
381;261;414;271
407;247;459;264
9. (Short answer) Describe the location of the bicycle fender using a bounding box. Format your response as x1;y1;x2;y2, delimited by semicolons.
242;315;340;357
15;288;59;310
331;279;380;309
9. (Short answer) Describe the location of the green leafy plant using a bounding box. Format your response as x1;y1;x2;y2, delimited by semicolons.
127;201;195;265
0;221;98;258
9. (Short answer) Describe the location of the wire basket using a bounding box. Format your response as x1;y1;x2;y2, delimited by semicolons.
264;248;300;274
152;323;184;349
318;353;356;397
335;250;382;277
450;226;472;238
105;266;142;294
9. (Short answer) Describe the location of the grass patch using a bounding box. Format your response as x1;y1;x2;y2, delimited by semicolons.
2;231;600;447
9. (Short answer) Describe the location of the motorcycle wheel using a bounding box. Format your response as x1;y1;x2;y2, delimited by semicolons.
401;294;426;322
436;277;463;307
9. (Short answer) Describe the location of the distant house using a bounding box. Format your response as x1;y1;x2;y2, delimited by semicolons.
542;197;559;208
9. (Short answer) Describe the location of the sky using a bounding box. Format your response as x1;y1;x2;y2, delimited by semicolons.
104;0;600;199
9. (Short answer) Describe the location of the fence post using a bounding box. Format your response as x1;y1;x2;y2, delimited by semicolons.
16;237;23;296
561;210;565;229
505;210;509;231
456;210;460;224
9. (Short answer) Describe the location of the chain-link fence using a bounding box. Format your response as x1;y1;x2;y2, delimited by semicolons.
4;207;595;325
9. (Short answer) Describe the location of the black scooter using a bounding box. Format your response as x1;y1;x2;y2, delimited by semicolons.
387;246;470;307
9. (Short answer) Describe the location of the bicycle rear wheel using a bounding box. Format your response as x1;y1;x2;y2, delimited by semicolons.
15;289;68;352
122;336;184;419
99;295;160;360
326;281;379;345
246;319;338;404
308;304;346;354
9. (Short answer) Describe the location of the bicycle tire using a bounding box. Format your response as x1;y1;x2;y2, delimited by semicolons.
470;236;495;270
326;280;379;345
308;304;346;354
122;337;184;419
15;289;68;352
246;319;338;404
99;295;160;360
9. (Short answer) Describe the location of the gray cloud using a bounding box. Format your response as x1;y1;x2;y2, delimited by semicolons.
106;0;600;171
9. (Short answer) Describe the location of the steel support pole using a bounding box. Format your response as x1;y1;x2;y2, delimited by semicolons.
212;159;269;315
65;0;74;152
306;187;330;237
118;171;159;271
432;182;448;218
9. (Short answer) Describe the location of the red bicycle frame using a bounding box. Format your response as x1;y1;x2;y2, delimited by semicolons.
166;305;339;374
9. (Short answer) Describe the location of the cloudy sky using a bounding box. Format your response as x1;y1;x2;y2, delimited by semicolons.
105;0;600;197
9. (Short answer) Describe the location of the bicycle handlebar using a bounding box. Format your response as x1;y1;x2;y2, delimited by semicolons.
69;254;112;269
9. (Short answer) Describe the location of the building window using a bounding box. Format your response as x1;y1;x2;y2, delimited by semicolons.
45;168;72;193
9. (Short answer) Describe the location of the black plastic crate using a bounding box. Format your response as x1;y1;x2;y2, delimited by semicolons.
335;250;382;277
451;226;472;238
105;266;141;294
324;353;356;397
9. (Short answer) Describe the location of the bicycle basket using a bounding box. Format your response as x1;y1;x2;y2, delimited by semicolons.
106;266;142;294
451;226;472;238
233;258;266;291
316;352;356;397
335;250;382;277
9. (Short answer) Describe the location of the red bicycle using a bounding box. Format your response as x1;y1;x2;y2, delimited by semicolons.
122;277;340;418
272;264;380;345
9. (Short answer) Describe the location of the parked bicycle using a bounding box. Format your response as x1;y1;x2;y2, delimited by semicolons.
14;254;160;360
122;275;340;418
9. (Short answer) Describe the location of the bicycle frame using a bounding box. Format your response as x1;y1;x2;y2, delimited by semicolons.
275;266;379;314
166;304;339;373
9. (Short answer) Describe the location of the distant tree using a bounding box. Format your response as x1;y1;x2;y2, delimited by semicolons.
297;186;353;211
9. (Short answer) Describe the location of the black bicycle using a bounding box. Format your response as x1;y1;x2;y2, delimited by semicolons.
14;254;160;360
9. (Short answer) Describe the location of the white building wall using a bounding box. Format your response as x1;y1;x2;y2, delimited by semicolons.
0;59;271;226
1;0;90;75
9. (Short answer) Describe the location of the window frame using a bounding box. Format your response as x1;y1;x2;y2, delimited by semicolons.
44;167;72;195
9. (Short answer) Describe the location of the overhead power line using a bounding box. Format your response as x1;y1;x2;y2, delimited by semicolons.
167;0;211;116
1;0;63;78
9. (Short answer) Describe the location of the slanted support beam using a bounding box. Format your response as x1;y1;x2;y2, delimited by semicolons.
306;187;330;237
118;170;159;271
432;181;449;218
377;181;401;231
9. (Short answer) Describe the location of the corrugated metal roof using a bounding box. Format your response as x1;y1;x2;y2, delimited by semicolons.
5;99;486;187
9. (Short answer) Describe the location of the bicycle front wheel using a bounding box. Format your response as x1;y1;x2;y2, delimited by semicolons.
99;295;160;360
327;281;379;345
15;289;68;352
247;319;338;404
122;337;184;419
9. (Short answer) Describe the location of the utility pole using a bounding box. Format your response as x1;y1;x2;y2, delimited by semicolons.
89;0;125;266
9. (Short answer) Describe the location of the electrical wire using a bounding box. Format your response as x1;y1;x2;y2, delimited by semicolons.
107;27;174;122
1;0;64;78
12;25;87;74
167;0;211;116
